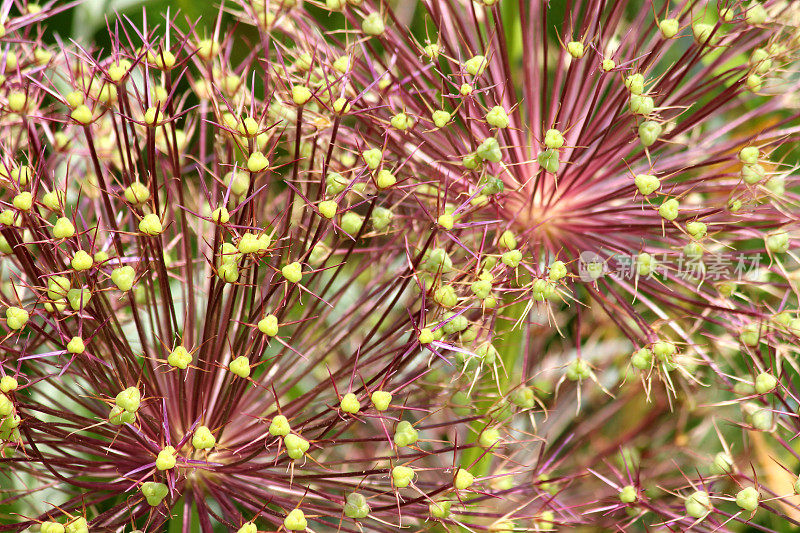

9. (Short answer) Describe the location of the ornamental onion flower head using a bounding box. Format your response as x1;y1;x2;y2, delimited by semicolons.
1;0;800;531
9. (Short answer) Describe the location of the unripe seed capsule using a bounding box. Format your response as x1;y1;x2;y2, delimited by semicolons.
454;468;474;490
67;336;85;354
685;490;711;519
156;445;177;470
754;372;777;394
229;356;251;378
393;420;419;447
361;12;385;36
192;426;216;450
619;485;637;503
344;493;370;519
736;486;759;512
371;390;392;411
340;392;360;414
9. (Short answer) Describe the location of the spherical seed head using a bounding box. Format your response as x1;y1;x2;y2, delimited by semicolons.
192;425;216;450
370;390;392;411
454;468;474;490
755;372;777;394
67;336;85;354
284;509;307;531
376;169;396;189
392;465;414;487
393;420;419;447
739;146;760;164
619;485;637;503
156;445;177;470
282;262;303;283
71;250;93;271
340;392;360;414
229;356;251;378
362;12;385;36
258;314;279;336
344;492;370;519
685;490;711;519
269;415;291;437
247;151;269;172
139;214;163;235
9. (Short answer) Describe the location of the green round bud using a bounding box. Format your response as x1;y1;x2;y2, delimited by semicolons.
340;392;360;414
454;468;474;490
619;485;637;503
685;490;711;519
361;12;385;36
735;486;759;512
344;492;370;519
141;481;169;506
156;445;177;470
658;198;679;221
393;420;419;447
167;346;192;369
71;250;94;271
269;415;291;437
371;390;392;411
192;425;216;450
754;372;777;394
229;356;251;378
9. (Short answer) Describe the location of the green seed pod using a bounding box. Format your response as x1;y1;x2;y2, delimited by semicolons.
462;152;482;169
625;73;645;95
421;248;453;274
141;481;169;506
686;221;707;239
372;207;393;232
393;420;419;447
340;392;360;414
344;492;370;519
548;260;567;281
124;181;151;204
692;22;715;45
486;106;510;128
41;522;65;533
65;517;88;533
631;348;653;370
565;359;591;381
629;94;654;115
739;146;760;164
5;307;29;331
658;198;679;221
236;523;257;533
634;174;660;196
429;499;452;519
658;19;680;39
361;12;385;36
765;231;789;254
454;468;475;490
537;149;560;173
326;172;348;195
745;2;768;25
66;336;85;354
281;262;303;283
284;434;310;459
155;445;177;470
619;485;637;503
754;372;777;394
740;323;761;347
12;192;33;211
370;390;392;411
67;287;92;310
566;41;585;59
192;425;216;450
0;376;18;393
434;284;458;308
111;266;136;292
638;120;662;147
269;414;291;437
478;427;501;449
139;214;163;236
744;402;773;431
108;405;135;425
376;169;396;189
464;55;487;76
229;356;251;378
477;137;502;163
341;211;364;236
167;346;192;369
710;451;733;475
736;486;759;512
544;128;564;149
683;242;703;261
432;109;451;128
71;250;94;271
685;490;711;519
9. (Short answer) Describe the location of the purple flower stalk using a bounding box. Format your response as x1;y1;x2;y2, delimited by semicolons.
0;0;799;532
